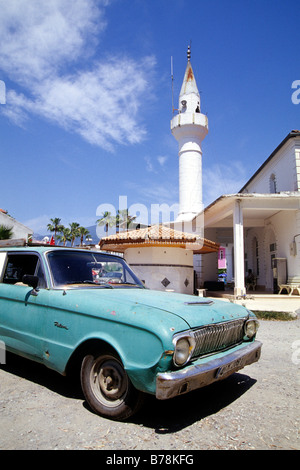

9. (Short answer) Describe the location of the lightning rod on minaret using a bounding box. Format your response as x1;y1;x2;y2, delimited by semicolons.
171;56;174;114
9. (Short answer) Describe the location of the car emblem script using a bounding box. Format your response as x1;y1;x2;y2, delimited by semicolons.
54;321;68;330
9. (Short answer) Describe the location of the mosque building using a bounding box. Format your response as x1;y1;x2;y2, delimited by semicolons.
102;46;300;297
171;46;300;297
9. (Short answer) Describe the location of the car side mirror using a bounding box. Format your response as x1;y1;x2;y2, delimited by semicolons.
22;275;39;295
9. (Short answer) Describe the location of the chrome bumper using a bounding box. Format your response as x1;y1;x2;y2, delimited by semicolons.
156;341;262;400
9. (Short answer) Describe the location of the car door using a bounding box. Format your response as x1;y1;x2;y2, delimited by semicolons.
0;251;49;361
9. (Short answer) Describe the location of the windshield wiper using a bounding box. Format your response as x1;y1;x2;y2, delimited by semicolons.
122;282;144;288
65;280;96;285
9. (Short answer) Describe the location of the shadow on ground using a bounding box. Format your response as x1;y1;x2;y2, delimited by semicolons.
1;352;83;399
1;352;256;433
132;373;256;433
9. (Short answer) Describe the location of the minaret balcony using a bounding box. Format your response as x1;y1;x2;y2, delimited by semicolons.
171;112;208;142
171;112;208;132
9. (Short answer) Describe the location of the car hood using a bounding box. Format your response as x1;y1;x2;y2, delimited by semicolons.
68;287;250;329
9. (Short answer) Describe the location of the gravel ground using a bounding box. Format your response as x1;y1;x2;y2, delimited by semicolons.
0;318;299;451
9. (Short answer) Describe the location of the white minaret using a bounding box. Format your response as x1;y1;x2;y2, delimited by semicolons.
171;46;208;222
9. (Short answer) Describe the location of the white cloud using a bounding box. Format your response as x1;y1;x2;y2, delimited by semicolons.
144;156;155;172
203;161;247;206
157;155;168;166
23;213;97;235
126;179;178;208
0;0;102;81
0;0;156;150
22;214;52;235
144;155;169;173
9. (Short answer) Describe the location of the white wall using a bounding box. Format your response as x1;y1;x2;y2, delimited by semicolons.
243;139;300;193
0;212;33;239
242;137;300;288
199;228;219;285
124;246;194;294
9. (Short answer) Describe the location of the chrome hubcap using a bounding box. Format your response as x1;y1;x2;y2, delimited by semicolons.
91;356;128;405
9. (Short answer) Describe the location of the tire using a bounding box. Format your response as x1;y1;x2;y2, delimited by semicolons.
80;349;145;421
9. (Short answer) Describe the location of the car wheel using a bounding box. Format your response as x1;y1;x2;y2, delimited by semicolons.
80;350;144;420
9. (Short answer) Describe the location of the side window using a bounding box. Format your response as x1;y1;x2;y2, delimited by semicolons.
3;254;46;288
0;252;7;281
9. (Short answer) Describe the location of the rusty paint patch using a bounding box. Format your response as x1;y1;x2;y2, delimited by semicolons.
161;350;174;361
187;67;194;81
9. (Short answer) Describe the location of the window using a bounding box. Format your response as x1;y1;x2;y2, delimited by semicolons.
3;253;46;288
269;174;277;193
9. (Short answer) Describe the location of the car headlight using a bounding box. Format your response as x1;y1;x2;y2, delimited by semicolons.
244;319;259;339
173;335;195;367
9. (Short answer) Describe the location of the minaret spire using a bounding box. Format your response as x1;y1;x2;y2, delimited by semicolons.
171;47;208;222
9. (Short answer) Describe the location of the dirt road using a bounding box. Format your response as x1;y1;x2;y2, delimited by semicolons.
0;319;299;450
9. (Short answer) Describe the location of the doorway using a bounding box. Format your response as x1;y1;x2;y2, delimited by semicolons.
266;231;277;291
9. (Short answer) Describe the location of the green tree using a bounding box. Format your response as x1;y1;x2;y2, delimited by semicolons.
96;211;116;233
56;227;71;246
69;222;80;246
47;217;64;241
78;226;91;246
116;209;136;232
0;225;13;240
96;210;136;235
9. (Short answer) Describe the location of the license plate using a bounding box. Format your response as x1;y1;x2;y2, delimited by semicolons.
216;357;244;378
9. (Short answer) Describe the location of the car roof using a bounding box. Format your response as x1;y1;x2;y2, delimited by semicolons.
0;241;119;258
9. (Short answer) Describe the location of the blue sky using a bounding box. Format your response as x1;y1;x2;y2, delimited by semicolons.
0;0;299;236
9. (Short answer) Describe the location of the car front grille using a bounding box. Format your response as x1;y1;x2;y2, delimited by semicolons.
192;317;246;358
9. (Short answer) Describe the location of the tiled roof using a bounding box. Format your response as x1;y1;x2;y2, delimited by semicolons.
99;224;219;254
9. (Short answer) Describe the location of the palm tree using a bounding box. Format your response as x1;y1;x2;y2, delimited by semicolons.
69;222;80;246
56;227;72;246
78;226;90;246
96;211;116;233
0;225;13;240
116;209;136;232
47;218;64;241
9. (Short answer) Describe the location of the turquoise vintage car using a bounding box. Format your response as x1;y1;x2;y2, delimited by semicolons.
0;243;261;420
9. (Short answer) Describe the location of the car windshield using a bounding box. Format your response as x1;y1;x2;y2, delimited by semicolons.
46;250;144;288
